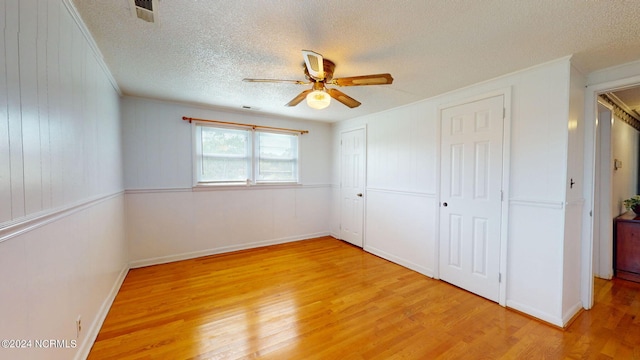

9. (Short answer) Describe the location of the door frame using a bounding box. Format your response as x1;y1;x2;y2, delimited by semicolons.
593;99;614;280
339;125;367;247
434;88;512;307
582;75;640;309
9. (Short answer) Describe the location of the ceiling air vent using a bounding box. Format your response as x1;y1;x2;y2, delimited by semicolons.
130;0;157;23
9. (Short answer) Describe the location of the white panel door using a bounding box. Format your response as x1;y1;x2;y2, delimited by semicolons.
439;95;504;302
341;128;365;247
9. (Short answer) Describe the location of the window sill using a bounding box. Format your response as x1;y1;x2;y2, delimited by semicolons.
193;182;302;191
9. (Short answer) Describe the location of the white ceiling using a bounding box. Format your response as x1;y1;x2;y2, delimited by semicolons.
71;0;640;123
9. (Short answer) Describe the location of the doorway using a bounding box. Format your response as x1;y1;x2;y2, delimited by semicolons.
584;80;640;308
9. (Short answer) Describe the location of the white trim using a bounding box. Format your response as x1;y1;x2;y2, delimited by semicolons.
499;88;513;307
129;232;330;268
593;100;614;280
0;191;124;243
74;264;129;360
126;188;193;194
366;188;436;198
192;121;198;187
61;0;121;95
509;198;565;209
364;245;434;278
562;300;584;327
434;102;443;280
124;184;331;194
506;300;563;327
582;74;640;310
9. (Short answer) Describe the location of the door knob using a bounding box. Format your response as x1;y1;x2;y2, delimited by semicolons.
442;202;448;207
357;193;363;197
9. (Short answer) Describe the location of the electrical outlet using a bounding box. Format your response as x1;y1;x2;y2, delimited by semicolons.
76;316;82;338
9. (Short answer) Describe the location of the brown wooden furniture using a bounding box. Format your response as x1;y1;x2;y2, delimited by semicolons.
615;212;640;283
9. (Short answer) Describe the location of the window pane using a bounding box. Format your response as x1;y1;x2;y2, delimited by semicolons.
256;132;298;182
199;127;250;182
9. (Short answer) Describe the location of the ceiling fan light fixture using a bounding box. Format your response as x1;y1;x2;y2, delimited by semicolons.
306;90;331;109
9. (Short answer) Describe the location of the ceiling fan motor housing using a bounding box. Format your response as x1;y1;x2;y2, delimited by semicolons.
305;59;336;82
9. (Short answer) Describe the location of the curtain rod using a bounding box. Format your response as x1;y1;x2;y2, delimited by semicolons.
182;116;309;135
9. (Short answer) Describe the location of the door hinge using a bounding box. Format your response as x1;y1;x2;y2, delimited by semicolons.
501;190;504;201
499;273;502;283
503;107;506;119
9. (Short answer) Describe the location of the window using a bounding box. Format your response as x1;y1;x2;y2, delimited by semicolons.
195;125;299;185
256;132;298;183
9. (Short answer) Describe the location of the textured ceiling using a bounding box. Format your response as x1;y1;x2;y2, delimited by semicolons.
71;0;640;122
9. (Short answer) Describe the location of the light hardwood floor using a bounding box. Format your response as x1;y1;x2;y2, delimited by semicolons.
89;237;640;359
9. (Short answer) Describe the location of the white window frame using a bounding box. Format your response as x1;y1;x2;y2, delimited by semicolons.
254;131;299;184
193;123;300;186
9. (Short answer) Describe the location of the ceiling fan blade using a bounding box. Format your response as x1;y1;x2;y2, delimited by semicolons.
327;88;361;108
243;78;310;85
331;73;394;86
302;50;325;81
285;89;313;107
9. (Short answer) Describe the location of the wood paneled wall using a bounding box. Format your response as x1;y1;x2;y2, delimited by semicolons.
0;0;122;226
0;2;127;360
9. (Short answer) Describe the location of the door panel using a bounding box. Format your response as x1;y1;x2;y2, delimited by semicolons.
341;128;365;247
439;95;504;302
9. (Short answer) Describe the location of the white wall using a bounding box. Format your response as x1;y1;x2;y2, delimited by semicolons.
341;103;438;275
611;116;639;216
332;58;576;326
0;1;126;359
122;97;333;266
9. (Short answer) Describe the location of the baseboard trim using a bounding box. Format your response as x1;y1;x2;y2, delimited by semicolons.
506;299;564;328
562;301;584;328
364;245;434;278
129;232;331;268
75;263;129;360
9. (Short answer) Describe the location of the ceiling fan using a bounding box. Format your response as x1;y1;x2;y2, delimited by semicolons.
243;50;393;109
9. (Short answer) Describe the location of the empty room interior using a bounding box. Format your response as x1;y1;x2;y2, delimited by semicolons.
3;1;640;359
